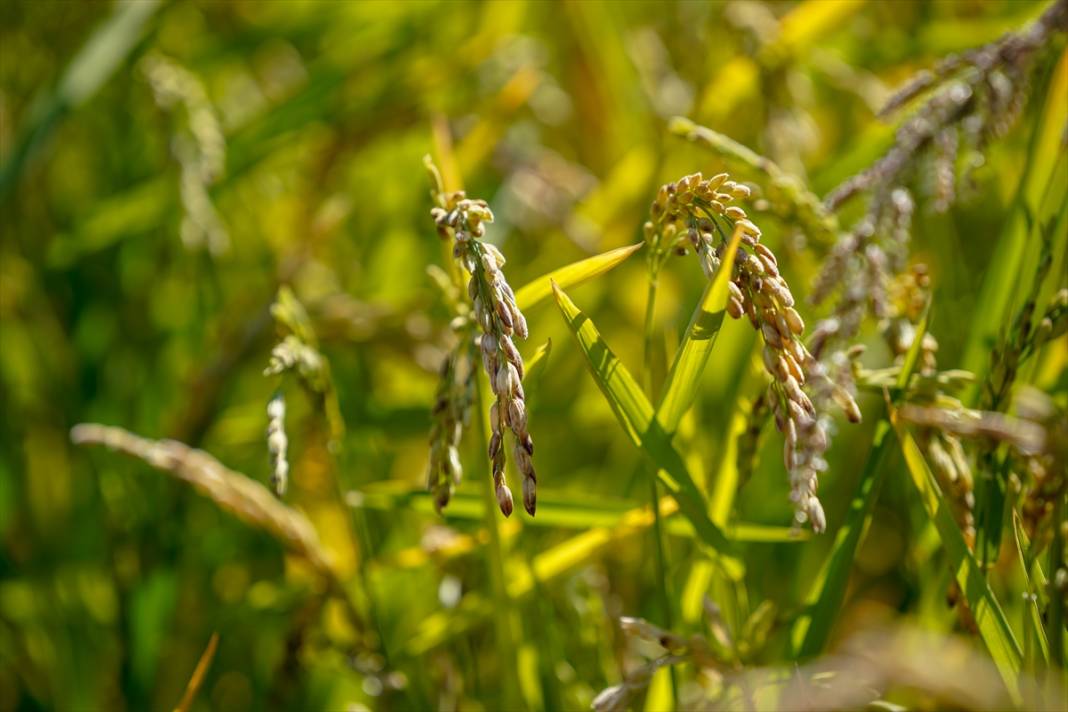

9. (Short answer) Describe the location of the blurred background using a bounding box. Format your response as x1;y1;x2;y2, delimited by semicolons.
1;1;1064;710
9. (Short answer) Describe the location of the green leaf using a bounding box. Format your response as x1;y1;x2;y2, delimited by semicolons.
961;51;1068;403
1011;512;1050;667
791;420;893;658
1;0;163;196
655;223;742;434
644;667;673;712
351;482;804;542
551;282;737;561
890;411;1023;704
665;518;808;543
522;339;552;384
514;243;642;312
792;303;931;659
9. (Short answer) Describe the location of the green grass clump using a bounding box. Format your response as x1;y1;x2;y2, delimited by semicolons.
2;1;1066;710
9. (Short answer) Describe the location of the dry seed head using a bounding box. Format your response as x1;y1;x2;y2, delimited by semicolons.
647;169;845;531
427;348;475;511
266;394;289;497
426;158;537;517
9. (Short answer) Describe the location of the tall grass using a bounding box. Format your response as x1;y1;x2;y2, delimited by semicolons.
3;1;1067;710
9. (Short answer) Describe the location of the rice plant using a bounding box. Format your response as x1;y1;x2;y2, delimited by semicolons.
2;1;1067;710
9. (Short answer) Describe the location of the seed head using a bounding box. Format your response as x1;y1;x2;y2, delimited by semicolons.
426;157;537;517
266;393;289;497
646;171;866;531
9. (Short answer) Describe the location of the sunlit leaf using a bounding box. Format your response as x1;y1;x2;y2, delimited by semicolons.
350;482;803;544
514;243;642;312
793;303;931;659
522;339;552;385
551;281;737;560
656;223;742;434
890;410;1024;703
1011;512;1050;667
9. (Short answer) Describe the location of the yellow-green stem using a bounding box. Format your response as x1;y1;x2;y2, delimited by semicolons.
642;272;678;703
473;369;523;709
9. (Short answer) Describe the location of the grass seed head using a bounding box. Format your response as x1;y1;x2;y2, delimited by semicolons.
426;158;537;517
266;393;289;497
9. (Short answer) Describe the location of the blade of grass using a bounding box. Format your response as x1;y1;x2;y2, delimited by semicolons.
961;48;1068;402
350;484;803;542
790;421;894;657
0;0;163;196
174;632;219;712
551;281;738;563
655;224;743;434
662;516;805;543
889;409;1024;704
523;339;552;379
1011;512;1050;667
792;303;931;658
514;243;643;312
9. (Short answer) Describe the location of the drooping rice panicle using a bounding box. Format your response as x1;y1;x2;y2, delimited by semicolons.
426;347;474;512
426;157;536;516
643;171;862;532
815;0;1067;350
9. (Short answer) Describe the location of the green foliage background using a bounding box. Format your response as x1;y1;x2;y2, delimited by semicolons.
1;1;1065;710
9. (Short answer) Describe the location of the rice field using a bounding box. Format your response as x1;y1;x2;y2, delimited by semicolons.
1;1;1066;710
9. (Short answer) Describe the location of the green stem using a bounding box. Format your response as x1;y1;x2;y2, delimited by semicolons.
641;272;679;703
472;366;522;710
642;276;659;397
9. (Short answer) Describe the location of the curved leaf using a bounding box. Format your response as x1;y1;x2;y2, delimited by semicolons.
793;303;931;659
890;410;1024;704
514;243;642;311
551;281;736;559
656;223;743;434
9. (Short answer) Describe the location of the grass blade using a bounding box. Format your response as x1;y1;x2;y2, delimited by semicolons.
551;282;736;558
961;48;1068;402
889;409;1024;703
791;421;893;657
1011;512;1050;667
656;224;742;434
1;0;163;196
174;632;219;712
349;482;802;543
514;243;642;311
522;339;552;390
792;304;931;658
